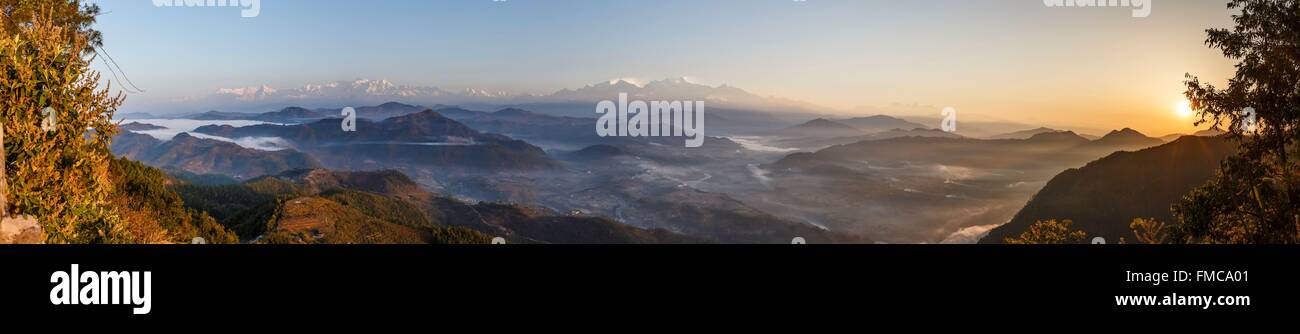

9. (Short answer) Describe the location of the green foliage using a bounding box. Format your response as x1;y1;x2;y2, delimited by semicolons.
172;184;279;240
1175;0;1300;243
108;158;237;244
175;173;490;244
322;189;432;228
1129;218;1170;244
0;0;103;55
427;225;491;245
0;7;124;243
174;183;276;223
252;196;489;244
1004;220;1088;245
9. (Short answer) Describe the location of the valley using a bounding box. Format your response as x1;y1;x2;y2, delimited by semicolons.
110;91;1215;244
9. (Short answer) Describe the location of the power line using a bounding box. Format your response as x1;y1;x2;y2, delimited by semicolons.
94;45;145;94
95;52;139;94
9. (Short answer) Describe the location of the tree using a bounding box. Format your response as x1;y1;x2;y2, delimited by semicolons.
0;4;125;243
0;0;102;55
1173;0;1300;244
108;158;239;244
1004;220;1088;244
1129;218;1170;244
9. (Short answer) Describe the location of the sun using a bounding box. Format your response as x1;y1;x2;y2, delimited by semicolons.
1175;100;1195;118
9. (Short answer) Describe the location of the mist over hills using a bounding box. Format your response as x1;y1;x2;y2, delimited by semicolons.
169;168;702;244
770;127;962;151
771;129;1161;173
980;136;1235;243
987;127;1064;140
128;77;1131;141
111;132;321;180
108;97;1215;244
751;128;1169;243
112;103;846;243
191;110;557;173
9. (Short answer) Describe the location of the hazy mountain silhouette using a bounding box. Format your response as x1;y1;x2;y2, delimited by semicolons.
987;127;1064;140
771;118;863;138
772;127;962;150
836;115;929;133
253;106;325;123
119;122;165;132
185;110;257;121
770;129;1147;173
1087;128;1164;148
979;136;1236;243
563;144;627;161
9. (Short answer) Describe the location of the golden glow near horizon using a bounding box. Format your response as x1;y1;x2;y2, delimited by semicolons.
709;2;1240;137
1176;100;1195;119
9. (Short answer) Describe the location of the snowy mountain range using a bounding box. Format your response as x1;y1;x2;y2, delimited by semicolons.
212;79;525;104
192;78;826;115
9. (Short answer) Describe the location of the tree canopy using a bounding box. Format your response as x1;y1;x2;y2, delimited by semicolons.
1;0;102;55
1174;0;1300;243
1;0;124;242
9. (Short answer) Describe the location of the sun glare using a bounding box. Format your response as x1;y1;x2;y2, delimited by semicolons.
1176;100;1195;118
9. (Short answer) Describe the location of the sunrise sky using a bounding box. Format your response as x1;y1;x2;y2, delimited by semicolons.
88;0;1240;136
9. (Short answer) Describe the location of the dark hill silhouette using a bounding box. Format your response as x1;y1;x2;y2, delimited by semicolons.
979;136;1236;243
563;144;626;161
1088;128;1164;148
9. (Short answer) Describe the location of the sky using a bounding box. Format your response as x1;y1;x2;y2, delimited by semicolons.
87;0;1241;136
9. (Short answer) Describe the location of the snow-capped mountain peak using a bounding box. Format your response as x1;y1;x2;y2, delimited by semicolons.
197;77;826;114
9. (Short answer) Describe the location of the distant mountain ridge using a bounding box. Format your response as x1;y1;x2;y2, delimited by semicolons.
546;77;826;113
119;122;165;132
988;127;1064;140
111;132;321;180
253;106;324;123
192;109;557;172
771;128;1162;174
1092;128;1163;147
771;118;864;138
835;115;929;133
771;127;962;150
1160;128;1227;142
180;77;828;116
